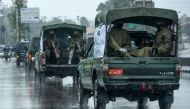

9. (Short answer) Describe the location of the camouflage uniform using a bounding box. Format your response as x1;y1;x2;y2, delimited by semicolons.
108;28;131;57
68;31;83;64
44;30;62;64
138;27;172;57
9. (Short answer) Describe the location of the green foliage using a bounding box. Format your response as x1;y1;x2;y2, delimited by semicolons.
8;0;28;41
7;8;16;29
64;19;76;25
80;17;89;26
181;23;190;37
45;17;76;25
47;17;63;24
97;0;131;12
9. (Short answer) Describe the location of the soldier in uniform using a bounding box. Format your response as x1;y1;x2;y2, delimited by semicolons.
44;31;60;64
108;22;132;57
138;21;173;57
68;31;83;64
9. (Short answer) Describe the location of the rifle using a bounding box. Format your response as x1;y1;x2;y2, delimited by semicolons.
76;41;82;53
51;40;60;58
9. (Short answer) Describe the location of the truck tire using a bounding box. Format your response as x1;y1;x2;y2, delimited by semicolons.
17;60;20;66
73;70;78;85
159;102;171;109
158;91;173;109
93;80;107;109
78;77;90;109
137;98;148;109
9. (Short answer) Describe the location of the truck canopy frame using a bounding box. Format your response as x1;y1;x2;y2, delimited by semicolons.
95;7;178;27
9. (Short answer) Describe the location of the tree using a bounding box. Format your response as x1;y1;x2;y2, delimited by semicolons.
181;23;190;37
48;17;63;24
64;19;76;25
80;17;89;26
8;0;28;41
96;0;131;12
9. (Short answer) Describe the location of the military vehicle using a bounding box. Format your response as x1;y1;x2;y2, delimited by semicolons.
25;37;40;70
16;40;29;66
77;7;180;109
34;23;86;80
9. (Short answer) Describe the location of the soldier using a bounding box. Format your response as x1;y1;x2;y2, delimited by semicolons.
138;21;173;57
108;22;132;57
44;31;60;64
68;31;83;64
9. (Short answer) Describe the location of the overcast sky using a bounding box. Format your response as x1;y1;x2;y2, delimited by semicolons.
3;0;190;21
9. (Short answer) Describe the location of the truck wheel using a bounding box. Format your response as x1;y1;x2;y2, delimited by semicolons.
17;60;20;66
73;70;78;85
78;77;91;109
93;80;107;109
158;91;173;109
159;102;171;109
137;98;148;109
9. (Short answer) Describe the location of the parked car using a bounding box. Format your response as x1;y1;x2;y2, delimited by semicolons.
34;23;86;81
78;7;180;109
16;40;29;66
25;37;40;68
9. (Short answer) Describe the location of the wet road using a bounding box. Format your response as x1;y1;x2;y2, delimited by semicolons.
0;58;190;109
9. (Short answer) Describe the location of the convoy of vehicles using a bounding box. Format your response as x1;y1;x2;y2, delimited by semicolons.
4;6;180;109
77;7;180;109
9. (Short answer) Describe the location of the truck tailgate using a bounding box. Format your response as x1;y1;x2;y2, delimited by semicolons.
106;57;179;78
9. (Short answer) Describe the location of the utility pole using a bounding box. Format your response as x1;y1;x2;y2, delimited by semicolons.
142;0;146;7
77;16;80;25
16;5;19;42
14;0;28;42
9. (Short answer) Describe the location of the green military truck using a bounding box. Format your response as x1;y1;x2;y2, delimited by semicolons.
34;23;86;81
78;7;180;109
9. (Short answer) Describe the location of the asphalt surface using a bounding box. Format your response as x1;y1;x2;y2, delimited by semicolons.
0;58;190;109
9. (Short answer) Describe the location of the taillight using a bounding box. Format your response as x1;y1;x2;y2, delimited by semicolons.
175;64;181;76
109;69;124;76
40;53;46;65
102;64;109;76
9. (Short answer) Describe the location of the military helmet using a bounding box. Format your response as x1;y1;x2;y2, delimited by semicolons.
74;31;80;36
49;30;54;34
